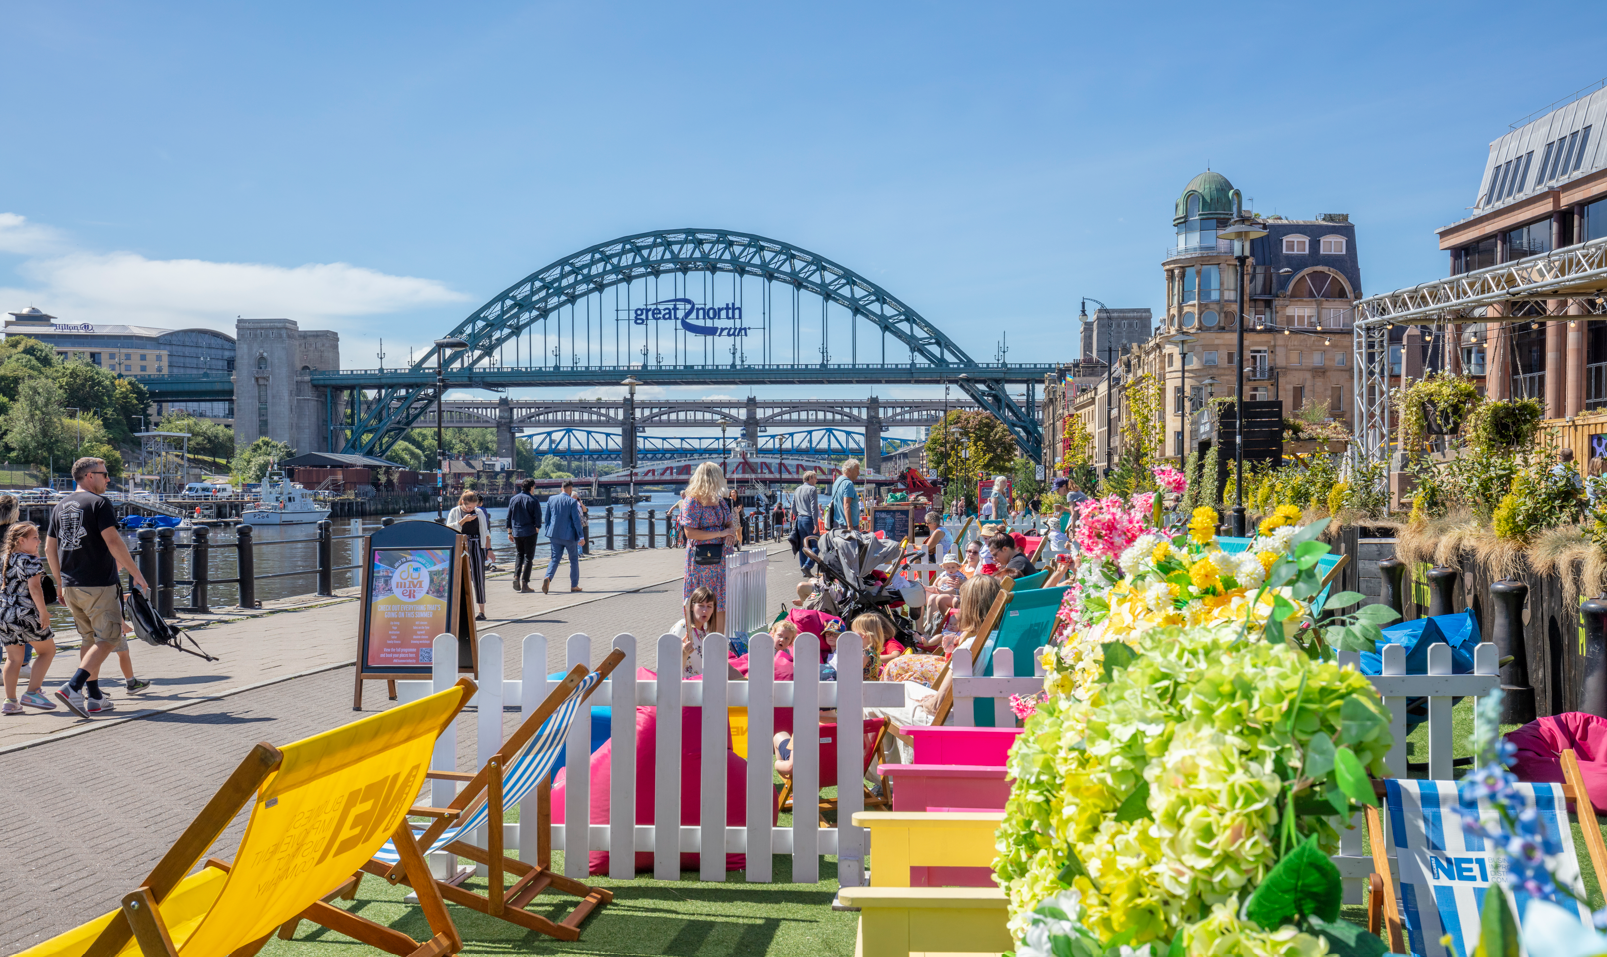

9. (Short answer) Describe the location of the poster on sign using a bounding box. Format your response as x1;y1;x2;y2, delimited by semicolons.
352;519;478;709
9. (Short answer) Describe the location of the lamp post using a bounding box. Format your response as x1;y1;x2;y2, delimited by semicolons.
622;375;641;546
433;336;469;521
1218;193;1269;535
721;423;729;475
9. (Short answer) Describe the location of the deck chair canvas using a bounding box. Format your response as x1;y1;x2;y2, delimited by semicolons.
1366;750;1607;957
928;581;1016;728
969;584;1067;727
350;651;627;943
21;679;477;957
777;717;893;824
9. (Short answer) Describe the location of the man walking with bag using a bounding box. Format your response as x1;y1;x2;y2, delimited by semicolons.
791;470;821;572
828;459;861;531
47;457;149;718
506;478;542;592
541;479;586;594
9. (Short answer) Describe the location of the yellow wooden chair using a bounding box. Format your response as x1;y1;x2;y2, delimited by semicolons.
19;678;477;957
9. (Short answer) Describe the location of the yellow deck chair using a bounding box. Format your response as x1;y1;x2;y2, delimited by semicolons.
20;678;477;957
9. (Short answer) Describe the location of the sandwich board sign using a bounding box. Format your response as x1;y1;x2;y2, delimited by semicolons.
352;519;478;709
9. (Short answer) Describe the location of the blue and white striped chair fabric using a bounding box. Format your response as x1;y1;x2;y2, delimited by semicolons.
371;669;604;866
1384;778;1587;957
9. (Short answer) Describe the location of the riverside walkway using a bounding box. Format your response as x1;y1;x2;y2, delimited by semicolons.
0;540;806;953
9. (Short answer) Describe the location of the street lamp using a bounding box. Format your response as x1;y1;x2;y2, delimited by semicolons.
622;375;641;547
434;336;469;521
1218;193;1269;536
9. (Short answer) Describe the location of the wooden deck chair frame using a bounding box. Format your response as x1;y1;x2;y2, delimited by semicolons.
929;580;1015;728
348;651;627;944
776;717;894;824
75;678;476;957
1364;749;1607;954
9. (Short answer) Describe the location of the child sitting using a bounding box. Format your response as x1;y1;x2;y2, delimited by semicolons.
792;580;814;607
933;552;966;596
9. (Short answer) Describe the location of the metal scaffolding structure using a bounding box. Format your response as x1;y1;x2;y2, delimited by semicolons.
1351;234;1607;461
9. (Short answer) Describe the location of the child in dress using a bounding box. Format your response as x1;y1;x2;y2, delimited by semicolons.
671;585;717;677
0;523;56;714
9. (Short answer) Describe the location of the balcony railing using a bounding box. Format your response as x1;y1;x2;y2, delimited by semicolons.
1165;240;1236;260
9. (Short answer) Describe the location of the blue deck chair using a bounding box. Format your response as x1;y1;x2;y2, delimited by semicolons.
1215;535;1254;553
359;652;625;941
1366;764;1603;957
1013;569;1050;590
971;585;1069;727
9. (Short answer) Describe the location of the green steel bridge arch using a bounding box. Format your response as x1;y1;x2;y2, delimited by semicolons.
341;228;1046;459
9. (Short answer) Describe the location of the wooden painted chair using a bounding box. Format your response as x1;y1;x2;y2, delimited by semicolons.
777;717;892;824
341;651;627;943
928;581;1015;728
856;810;1003;888
19;680;477;957
1364;749;1607;956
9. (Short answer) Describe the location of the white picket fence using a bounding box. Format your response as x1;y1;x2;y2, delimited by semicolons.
399;629;905;887
949;647;1046;726
724;548;769;637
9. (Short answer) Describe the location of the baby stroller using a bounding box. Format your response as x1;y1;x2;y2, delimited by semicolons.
802;528;924;650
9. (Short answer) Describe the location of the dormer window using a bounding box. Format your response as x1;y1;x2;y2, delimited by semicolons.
1284;235;1310;255
1187;193;1201;218
1319;235;1346;255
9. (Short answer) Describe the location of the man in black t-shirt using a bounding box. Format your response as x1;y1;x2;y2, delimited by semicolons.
47;457;148;718
989;532;1037;578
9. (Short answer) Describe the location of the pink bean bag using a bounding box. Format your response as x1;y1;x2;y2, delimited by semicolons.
551;667;766;874
1506;711;1607;814
729;648;795;682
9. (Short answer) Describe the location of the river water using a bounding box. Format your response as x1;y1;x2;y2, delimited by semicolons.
110;489;695;611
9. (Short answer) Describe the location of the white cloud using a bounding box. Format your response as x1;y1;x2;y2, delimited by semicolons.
572;384;669;400
0;214;67;256
0;213;470;334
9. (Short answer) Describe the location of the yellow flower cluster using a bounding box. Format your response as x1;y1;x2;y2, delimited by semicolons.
1152;541;1172;564
1188;558;1220;592
1257;504;1303;536
1188;506;1216;544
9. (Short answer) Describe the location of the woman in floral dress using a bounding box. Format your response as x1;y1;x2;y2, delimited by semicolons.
681;462;737;635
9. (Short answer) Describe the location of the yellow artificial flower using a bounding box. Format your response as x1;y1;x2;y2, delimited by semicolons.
1188;558;1220;592
1258;550;1278;574
1257;504;1304;536
1188;506;1216;545
1152;542;1172;564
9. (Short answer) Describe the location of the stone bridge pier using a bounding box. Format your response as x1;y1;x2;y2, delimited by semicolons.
496;396;516;461
864;396;882;473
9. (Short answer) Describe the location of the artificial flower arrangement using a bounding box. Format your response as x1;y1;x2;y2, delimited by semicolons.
999;466;1408;956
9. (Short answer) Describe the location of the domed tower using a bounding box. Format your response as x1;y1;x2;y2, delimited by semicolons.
1165;170;1241;336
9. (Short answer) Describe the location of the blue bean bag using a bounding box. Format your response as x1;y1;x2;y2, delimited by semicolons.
1358;609;1481;730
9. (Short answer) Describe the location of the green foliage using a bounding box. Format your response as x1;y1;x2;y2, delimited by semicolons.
1244;837;1342;929
528;454;572;480
1116;372;1164;485
1394;372;1481;460
2;378;70;467
1491;463;1582;541
1474;887;1520;957
927;409;1016;512
1325;481;1348;516
1468;397;1544;452
1011;455;1045;510
50;361;118;417
387;439;424;471
0;336;60;369
231;437;295;482
157;412;235;460
112;377;150;438
81;442;123;478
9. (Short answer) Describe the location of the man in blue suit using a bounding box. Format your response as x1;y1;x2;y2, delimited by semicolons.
541;479;586;594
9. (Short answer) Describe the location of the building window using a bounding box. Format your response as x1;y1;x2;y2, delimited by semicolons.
1183;268;1196;302
1455;237;1498;274
1312;351;1324;367
1323;307;1349;327
1508;151;1534;199
1331;385;1344;415
1167;353;1174;368
139;365;146;372
1292;385;1305;409
1573;126;1592;173
1201;309;1219;328
1389;345;1403;376
1335;351;1346;367
1289;271;1352;300
1507;219;1552;258
1228;352;1237;366
1182;310;1195;329
1320;235;1346;255
1292;351;1302;366
257;383;269;435
1199;265;1220;302
1462;346;1487;375
1283;235;1309;254
1251;386;1269;401
139;354;146;361
1289;307;1317;328
1204;351;1219;365
124;353;132;360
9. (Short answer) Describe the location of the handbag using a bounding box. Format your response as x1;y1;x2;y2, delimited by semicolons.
691;500;731;566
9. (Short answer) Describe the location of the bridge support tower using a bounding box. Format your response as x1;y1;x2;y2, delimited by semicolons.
744;396;759;449
864;396;882;474
495;396;516;462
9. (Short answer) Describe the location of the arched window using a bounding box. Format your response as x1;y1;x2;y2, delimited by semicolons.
1319;234;1346;255
1187;193;1201;218
1288;270;1352;300
1283;234;1310;255
1200;310;1219;328
256;354;268;370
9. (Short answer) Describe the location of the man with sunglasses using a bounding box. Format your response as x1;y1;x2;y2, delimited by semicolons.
47;457;148;718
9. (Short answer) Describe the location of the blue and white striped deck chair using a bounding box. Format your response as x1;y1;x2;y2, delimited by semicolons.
1367;772;1598;957
359;650;626;942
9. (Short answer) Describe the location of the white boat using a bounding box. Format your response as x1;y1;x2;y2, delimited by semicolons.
240;471;331;525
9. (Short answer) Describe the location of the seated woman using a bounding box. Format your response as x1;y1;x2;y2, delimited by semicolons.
880;574;1002;690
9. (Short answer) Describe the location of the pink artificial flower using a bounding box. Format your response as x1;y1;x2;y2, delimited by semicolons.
1075;495;1147;561
1009;693;1042;720
1130;491;1156;516
1152;465;1188;495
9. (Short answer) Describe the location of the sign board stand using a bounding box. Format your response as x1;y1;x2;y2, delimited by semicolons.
870;504;919;543
353;520;479;710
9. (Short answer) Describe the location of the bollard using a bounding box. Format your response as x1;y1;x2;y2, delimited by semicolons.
317;520;334;597
156;527;176;619
137;528;157;599
628;507;637;550
665;510;674;547
1490;579;1535;723
191;525;210;614
606;507;615;551
236;523;257;609
1582;597;1607;718
1427;565;1458;617
381;516;395;527
1378;557;1406;620
648;509;657;548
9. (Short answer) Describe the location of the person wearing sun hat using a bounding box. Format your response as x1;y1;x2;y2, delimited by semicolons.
934;551;966;597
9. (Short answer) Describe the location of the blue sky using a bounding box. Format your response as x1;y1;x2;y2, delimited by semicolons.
3;2;1605;419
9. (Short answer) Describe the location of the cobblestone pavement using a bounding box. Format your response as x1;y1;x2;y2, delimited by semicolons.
0;542;806;953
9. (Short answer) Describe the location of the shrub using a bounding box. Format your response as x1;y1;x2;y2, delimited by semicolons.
1327;481;1348;516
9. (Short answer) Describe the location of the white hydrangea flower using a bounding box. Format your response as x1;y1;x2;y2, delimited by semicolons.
1118;533;1164;577
1209;549;1237;577
1144;580;1173;612
1235;551;1266;588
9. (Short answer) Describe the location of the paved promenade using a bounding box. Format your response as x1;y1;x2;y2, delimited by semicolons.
0;539;802;953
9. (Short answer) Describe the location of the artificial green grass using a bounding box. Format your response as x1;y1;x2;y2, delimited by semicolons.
264;854;855;957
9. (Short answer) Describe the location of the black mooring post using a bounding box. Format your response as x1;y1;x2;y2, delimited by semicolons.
1427;566;1458;617
648;510;657;548
317;520;334;597
1490;579;1535;723
606;507;615;551
191;524;210;614
1582;597;1607;719
156;527;176;618
236;523;257;609
1378;557;1407;620
137;528;157;599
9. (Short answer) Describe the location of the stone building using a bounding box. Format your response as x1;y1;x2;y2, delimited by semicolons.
1137;171;1361;458
233;318;346;455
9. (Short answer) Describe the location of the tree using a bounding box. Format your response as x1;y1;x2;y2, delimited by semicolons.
0;336;60;369
3;379;71;468
387;439;424;471
926;409;1017;513
1059;415;1091;471
51;361;117;420
80;442;124;478
529;455;572;480
157;412;235;461
1011;455;1046;511
113;378;151;437
232;437;295;483
1115;372;1165;489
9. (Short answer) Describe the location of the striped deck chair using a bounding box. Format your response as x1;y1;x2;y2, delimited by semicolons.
351;650;626;942
21;679;477;957
1365;750;1607;956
